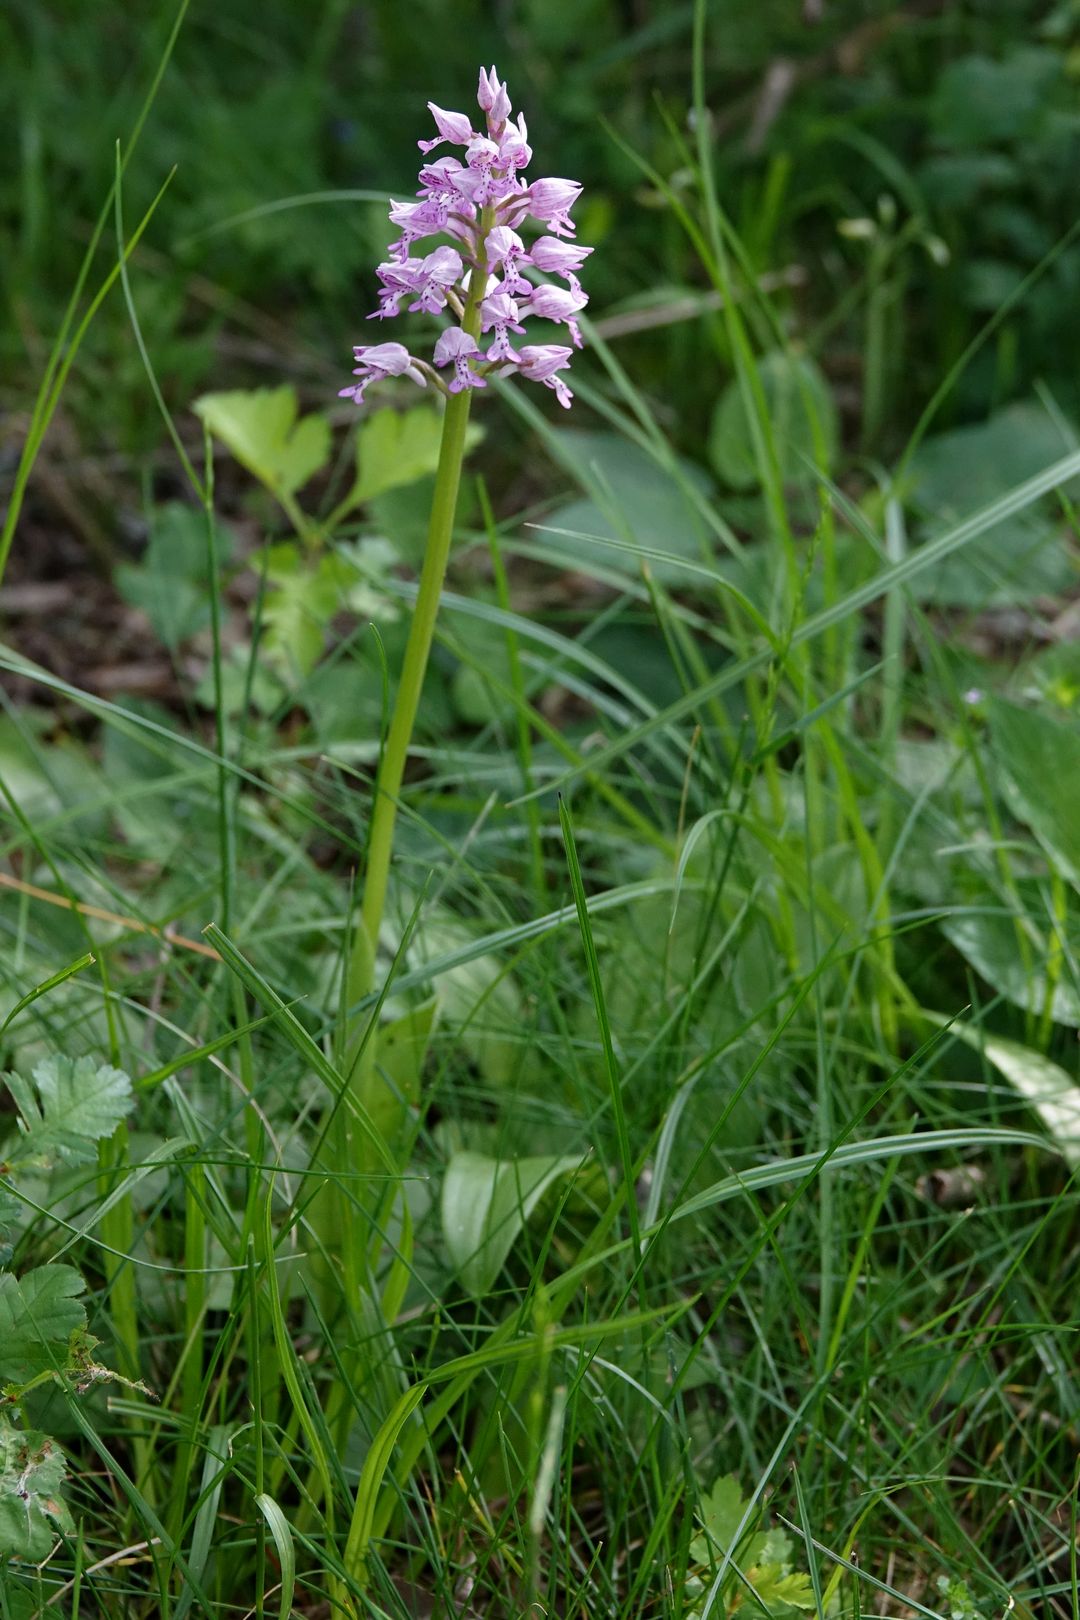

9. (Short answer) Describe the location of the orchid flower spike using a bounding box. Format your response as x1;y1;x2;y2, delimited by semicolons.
342;67;589;409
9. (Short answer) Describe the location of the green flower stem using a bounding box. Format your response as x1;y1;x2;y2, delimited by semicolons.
318;241;490;1361
341;247;489;1085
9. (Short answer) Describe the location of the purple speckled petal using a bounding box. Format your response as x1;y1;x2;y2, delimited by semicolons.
526;177;583;237
417;102;476;154
342;67;589;409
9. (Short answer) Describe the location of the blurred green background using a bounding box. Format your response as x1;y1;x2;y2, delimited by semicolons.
4;0;1080;482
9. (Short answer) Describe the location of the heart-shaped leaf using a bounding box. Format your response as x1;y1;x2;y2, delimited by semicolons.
194;386;330;498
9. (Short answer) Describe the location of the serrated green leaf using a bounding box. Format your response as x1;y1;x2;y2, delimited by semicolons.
261;543;363;680
751;1567;817;1611
2;1055;133;1170
756;1527;795;1568
194;386;330;498
0;1265;87;1384
689;1479;817;1616
0;1420;75;1559
694;1474;753;1558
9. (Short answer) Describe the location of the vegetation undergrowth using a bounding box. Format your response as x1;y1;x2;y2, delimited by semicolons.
2;2;1080;1618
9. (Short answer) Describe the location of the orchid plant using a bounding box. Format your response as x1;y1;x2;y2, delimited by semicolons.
341;66;589;412
337;69;589;1128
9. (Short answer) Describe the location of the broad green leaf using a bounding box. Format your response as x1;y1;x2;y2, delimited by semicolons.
541;429;717;583
2;1055;133;1170
691;1474;757;1564
351;404;482;505
0;1265;87;1385
990;699;1080;888
378;998;437;1116
355;997;438;1174
751;1567;817;1611
450;615;517;726
0;1420;75;1559
410;918;528;1087
925;1014;1080;1164
194;386;330;497
930;49;1060;146
709;350;837;492
0;1573;38;1618
908;404;1077;606
939;874;1080;1023
441;1150;584;1296
262;543;365;680
976;1038;1080;1165
942;894;1080;1028
0;717;105;838
116;502;233;650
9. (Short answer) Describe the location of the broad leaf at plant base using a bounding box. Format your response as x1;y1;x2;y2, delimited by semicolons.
441;1150;586;1297
907;403;1078;607
941;883;1080;1028
922;1013;1080;1165
989;698;1080;889
709;350;837;493
542;429;717;583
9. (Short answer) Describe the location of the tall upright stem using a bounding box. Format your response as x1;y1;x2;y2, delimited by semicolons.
341;246;489;1081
